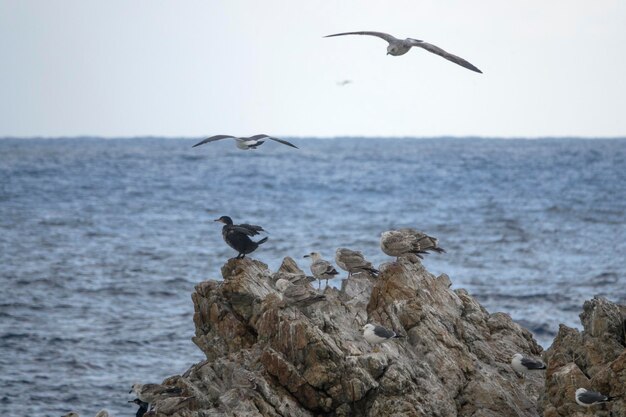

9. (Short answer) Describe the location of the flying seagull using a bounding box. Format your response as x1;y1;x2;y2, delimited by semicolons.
335;248;379;278
510;353;546;377
303;252;339;289
215;215;268;259
130;383;183;405
362;323;404;344
192;134;298;150
129;399;149;417
324;31;482;73
337;80;352;86
380;229;445;260
575;388;617;408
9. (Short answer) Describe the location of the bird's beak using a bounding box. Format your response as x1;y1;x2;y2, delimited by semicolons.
213;218;221;222
129;389;133;393
128;400;134;403
303;255;310;258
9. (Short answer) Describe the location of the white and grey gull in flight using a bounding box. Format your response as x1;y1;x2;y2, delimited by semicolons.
324;31;482;73
192;134;298;150
215;216;268;259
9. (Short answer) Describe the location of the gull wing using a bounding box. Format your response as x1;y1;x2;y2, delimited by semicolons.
192;135;236;148
521;357;546;369
324;31;398;43
578;390;609;404
373;325;396;339
407;40;482;73
249;134;298;149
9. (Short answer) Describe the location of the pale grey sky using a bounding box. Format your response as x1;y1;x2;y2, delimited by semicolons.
1;0;625;138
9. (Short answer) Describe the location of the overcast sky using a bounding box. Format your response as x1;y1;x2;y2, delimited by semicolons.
1;0;625;138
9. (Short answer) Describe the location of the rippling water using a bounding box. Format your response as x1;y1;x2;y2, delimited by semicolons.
1;137;625;416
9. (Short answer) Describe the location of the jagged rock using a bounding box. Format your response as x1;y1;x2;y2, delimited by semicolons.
152;256;546;416
542;296;626;417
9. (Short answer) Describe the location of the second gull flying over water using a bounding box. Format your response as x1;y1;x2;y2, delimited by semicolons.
192;134;298;150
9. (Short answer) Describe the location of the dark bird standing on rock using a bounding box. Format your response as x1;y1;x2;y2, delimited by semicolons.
215;216;268;259
129;399;149;417
380;229;445;260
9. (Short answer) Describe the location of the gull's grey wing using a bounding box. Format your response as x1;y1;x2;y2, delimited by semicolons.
521;357;546;369
324;31;398;43
249;134;298;149
578;390;609;404
373;325;396;339
192;135;236;148
407;40;482;73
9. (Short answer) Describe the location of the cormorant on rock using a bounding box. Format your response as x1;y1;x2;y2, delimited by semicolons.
129;399;149;417
303;252;339;289
192;134;298;150
380;229;445;260
335;248;379;278
215;216;268;259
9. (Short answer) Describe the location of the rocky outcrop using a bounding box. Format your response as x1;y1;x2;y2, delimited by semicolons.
149;255;547;417
542;297;626;417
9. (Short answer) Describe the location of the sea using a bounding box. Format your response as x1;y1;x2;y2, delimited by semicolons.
1;137;625;416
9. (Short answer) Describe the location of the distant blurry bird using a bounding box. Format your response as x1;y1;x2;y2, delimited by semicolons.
380;229;445;260
94;411;109;417
303;252;339;289
362;323;404;344
275;278;326;308
510;353;546;378
575;388;617;408
192;134;298;150
324;31;482;73
130;383;183;405
335;248;378;278
129;399;149;417
336;79;352;86
214;215;268;259
62;413;79;417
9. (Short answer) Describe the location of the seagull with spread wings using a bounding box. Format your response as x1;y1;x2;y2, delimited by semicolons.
192;134;298;150
324;31;482;73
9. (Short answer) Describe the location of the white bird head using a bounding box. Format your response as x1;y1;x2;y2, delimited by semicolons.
512;353;523;361
303;252;321;261
362;323;375;332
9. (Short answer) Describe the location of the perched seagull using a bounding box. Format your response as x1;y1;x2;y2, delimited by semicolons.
275;278;326;308
62;412;109;417
335;248;379;278
510;353;546;377
303;252;340;289
324;31;482;73
380;229;445;260
362;323;404;344
214;215;268;259
192;134;298;150
130;383;183;405
129;399;149;417
575;388;617;408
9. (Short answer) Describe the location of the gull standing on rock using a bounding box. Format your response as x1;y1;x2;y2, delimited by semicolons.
380;229;445;260
575;388;617;408
510;353;546;378
192;134;298;150
303;252;339;289
362;323;404;345
335;248;379;278
214;215;268;259
324;31;482;73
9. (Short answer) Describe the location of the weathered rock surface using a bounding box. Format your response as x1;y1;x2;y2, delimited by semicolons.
148;255;549;416
542;296;626;417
